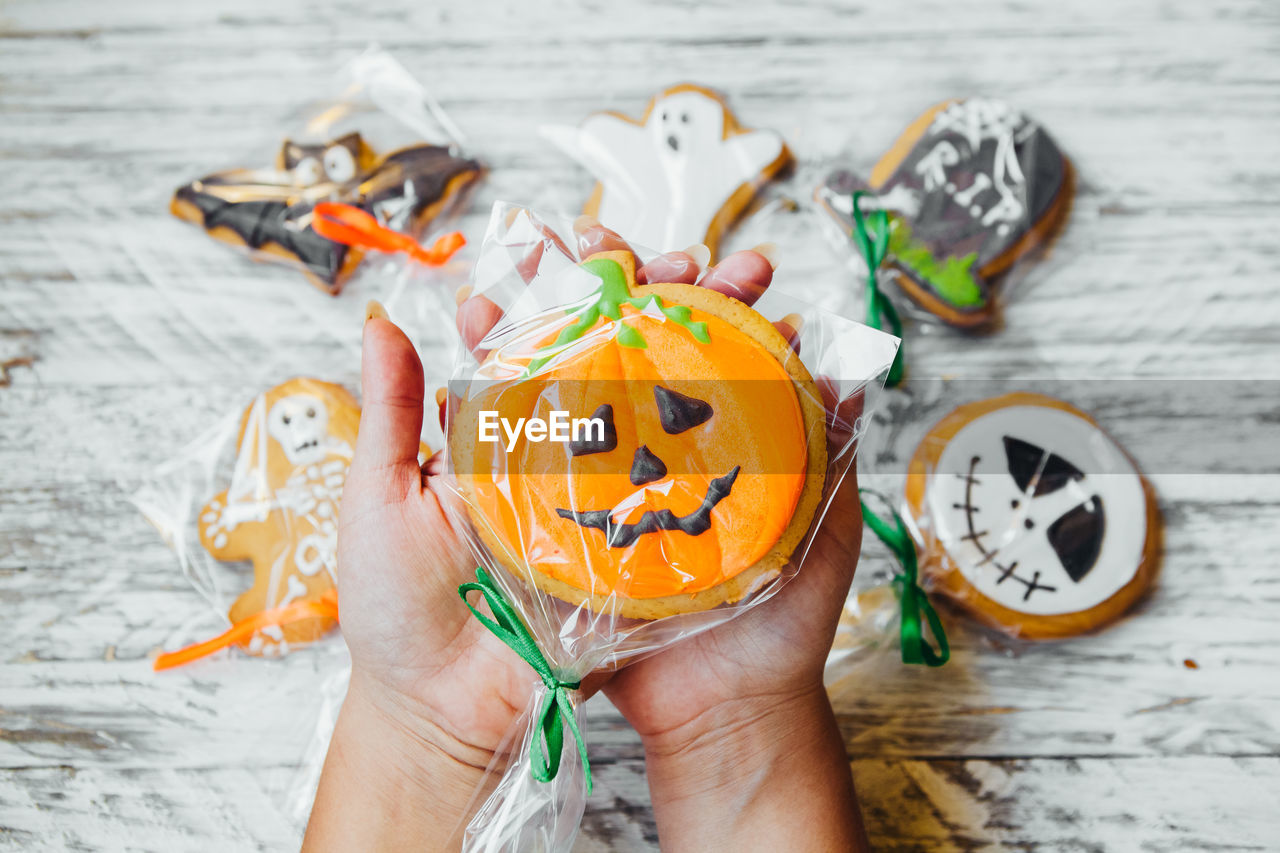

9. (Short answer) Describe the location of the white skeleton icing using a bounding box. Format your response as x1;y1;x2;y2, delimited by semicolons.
544;88;785;253
920;99;1036;236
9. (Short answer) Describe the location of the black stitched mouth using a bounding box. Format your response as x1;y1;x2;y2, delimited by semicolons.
556;466;739;548
295;438;319;453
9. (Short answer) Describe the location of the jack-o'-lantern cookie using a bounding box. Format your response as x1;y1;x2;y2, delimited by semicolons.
905;393;1160;639
543;84;792;261
450;251;826;620
817;98;1073;329
197;378;360;654
171;132;481;293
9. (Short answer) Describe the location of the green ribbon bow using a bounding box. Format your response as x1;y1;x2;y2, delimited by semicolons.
858;491;949;667
849;191;905;387
458;568;593;794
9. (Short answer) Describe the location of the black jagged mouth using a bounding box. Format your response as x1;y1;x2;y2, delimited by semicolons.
294;438;320;454
556;466;740;549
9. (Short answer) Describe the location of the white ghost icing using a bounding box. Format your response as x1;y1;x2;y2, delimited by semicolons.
545;88;785;253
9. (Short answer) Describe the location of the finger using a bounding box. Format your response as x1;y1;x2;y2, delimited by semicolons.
773;312;802;356
513;213;574;283
351;313;426;500
573;216;640;266
697;249;774;306
817;375;866;458
637;245;708;285
455;288;504;359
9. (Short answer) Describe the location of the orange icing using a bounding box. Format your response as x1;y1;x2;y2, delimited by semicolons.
456;291;808;600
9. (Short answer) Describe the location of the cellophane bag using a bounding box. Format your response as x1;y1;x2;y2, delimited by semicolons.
441;203;900;851
169;45;483;296
813;97;1073;333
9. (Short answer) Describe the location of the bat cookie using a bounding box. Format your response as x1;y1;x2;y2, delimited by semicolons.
543;84;791;261
172;132;481;294
904;393;1160;639
450;251;826;620
817;98;1073;329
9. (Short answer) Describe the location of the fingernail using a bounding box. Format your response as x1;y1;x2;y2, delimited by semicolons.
573;214;601;232
435;387;448;406
681;243;712;268
779;312;804;334
454;285;473;306
751;243;779;270
365;300;388;323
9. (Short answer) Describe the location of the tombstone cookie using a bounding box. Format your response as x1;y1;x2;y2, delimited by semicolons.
171;132;481;294
197;378;360;654
817;98;1073;329
542;84;791;261
904;393;1160;639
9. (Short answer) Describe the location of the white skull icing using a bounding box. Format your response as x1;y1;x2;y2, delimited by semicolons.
267;394;330;466
925;405;1147;617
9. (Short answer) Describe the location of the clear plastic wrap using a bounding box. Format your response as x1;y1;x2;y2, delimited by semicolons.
814;97;1073;333
169;46;482;295
132;377;429;666
442;203;899;851
901;391;1161;641
540;83;793;262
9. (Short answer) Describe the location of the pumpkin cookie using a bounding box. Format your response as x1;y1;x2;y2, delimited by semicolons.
450;251;826;619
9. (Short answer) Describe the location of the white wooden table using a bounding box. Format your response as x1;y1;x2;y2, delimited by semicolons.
3;1;1278;849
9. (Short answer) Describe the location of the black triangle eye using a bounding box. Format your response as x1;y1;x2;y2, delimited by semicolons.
654;386;713;434
1003;436;1085;496
568;404;617;456
1047;496;1105;582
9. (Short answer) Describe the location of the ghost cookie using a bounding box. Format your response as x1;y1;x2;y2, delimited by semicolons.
543;84;791;261
816;98;1073;329
197;378;360;654
904;393;1160;639
171;132;481;294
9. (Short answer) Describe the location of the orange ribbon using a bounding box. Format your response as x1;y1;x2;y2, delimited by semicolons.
311;202;465;266
153;588;340;671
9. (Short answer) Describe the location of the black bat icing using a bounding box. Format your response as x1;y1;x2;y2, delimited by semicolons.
557;466;740;548
1047;497;1105;583
174;141;481;289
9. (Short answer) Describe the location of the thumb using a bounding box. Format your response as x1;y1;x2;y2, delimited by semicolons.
351;311;426;503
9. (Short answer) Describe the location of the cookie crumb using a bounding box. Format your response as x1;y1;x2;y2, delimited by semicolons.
1183;658;1199;669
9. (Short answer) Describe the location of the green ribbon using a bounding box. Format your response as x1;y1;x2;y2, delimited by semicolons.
858;491;949;667
849;191;905;387
458;567;593;794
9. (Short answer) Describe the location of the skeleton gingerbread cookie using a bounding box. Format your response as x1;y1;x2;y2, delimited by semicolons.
817;98;1073;329
543;84;791;261
197;378;360;655
172;132;481;294
904;393;1160;639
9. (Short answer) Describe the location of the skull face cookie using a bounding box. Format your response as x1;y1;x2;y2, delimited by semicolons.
905;393;1160;639
197;378;360;654
543;84;791;261
817;98;1073;329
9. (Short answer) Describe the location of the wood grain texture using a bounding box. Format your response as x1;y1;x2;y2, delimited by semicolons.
2;0;1278;850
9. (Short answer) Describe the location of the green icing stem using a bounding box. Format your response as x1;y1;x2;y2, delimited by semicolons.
886;218;983;309
526;257;709;375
